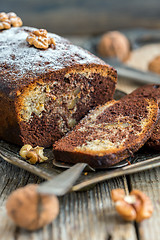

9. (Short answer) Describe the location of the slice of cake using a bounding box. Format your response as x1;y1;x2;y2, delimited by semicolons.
0;27;117;147
125;84;160;151
147;118;160;151
53;96;158;168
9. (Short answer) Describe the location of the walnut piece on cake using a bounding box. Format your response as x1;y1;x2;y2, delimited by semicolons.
26;29;56;50
0;12;22;30
0;12;11;30
7;12;23;27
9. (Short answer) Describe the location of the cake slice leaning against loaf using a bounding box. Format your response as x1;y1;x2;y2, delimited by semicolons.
53;96;158;169
124;84;160;151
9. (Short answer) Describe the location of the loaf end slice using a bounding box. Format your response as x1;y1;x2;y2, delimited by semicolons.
53;97;158;168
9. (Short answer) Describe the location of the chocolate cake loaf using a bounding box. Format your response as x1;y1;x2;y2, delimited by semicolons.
53;96;158;168
0;27;117;147
124;84;160;151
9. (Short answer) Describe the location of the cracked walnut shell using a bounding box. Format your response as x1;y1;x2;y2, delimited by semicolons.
111;189;153;222
26;29;56;50
6;184;59;230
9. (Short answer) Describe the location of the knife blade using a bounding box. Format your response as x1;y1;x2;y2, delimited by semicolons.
104;58;160;84
37;163;92;196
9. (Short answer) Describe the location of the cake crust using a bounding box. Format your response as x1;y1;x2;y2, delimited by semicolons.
0;27;116;97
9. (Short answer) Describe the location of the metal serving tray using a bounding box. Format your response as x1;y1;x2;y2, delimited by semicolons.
0;89;159;192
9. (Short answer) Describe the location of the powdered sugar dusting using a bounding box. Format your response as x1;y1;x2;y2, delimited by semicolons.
0;26;108;96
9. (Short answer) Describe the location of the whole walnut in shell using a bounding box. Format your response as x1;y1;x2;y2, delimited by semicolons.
98;31;130;62
148;56;160;74
6;184;59;230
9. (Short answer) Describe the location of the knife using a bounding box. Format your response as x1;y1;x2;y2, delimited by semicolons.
37;163;94;196
104;58;160;84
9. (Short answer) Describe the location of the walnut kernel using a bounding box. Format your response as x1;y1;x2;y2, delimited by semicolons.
6;184;59;230
19;144;32;159
111;189;153;222
48;37;56;49
0;12;22;30
26;150;39;164
7;12;17;18
34;146;48;163
26;29;56;50
0;12;11;30
19;144;48;164
0;19;11;30
111;188;125;202
115;199;137;221
0;12;8;21
130;190;153;222
9;16;23;27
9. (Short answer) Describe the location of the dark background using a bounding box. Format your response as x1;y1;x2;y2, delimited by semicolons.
2;0;160;35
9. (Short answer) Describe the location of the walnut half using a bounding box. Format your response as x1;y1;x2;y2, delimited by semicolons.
19;144;48;164
111;189;153;222
7;12;23;27
0;12;22;30
26;29;56;50
0;12;11;30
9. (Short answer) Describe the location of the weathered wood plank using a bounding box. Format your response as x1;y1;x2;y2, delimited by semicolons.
129;167;160;240
0;207;16;240
0;159;42;206
0;158;137;240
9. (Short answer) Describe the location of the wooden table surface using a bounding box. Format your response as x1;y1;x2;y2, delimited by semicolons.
0;37;159;240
